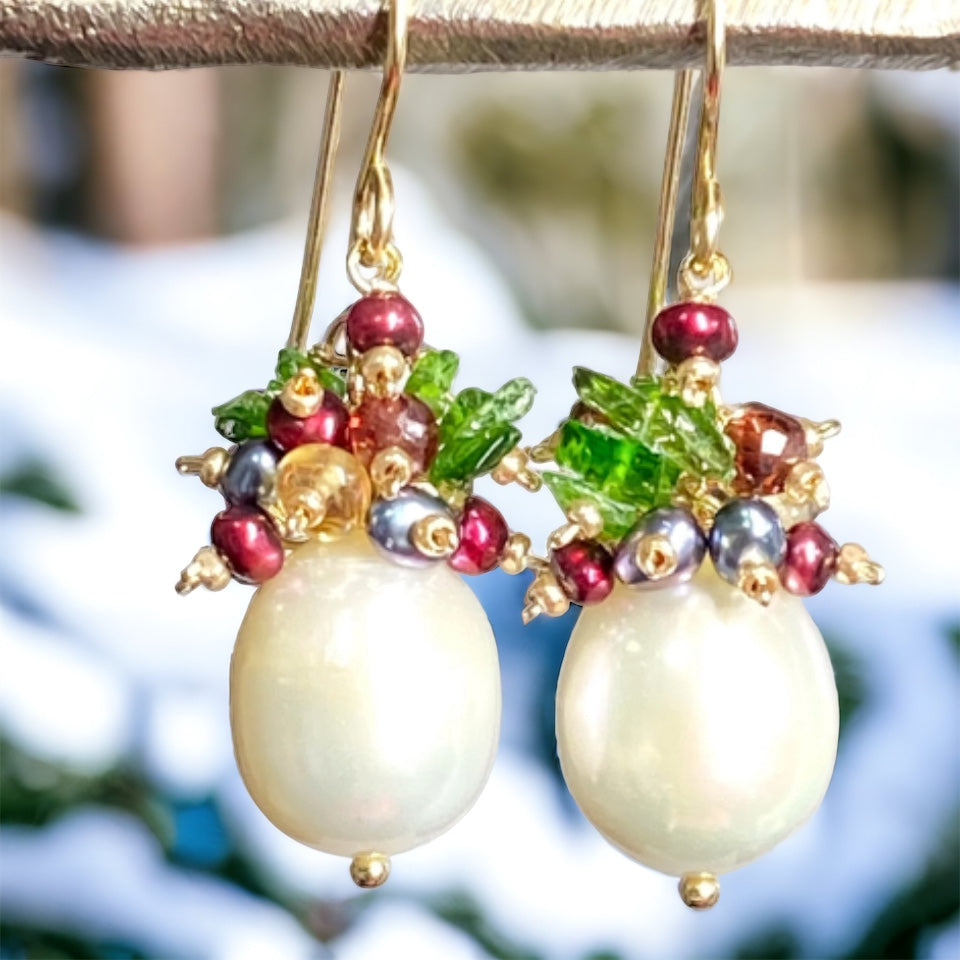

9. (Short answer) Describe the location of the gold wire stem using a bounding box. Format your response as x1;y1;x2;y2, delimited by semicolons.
288;70;346;351
347;0;408;294
636;69;695;379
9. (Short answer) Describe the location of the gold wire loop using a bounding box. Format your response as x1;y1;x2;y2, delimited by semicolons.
348;0;409;295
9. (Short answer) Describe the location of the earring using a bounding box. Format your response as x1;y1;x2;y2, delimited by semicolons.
174;0;537;889
524;2;883;908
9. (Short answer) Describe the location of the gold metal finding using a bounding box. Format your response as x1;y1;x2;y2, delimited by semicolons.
280;368;324;417
500;532;533;575
637;69;695;378
176;447;230;488
738;561;780;606
175;546;232;594
359;345;407;398
678;871;720;910
635;533;679;580
783;460;830;512
800;417;842;457
347;0;408;295
834;543;885;586
491;447;542;491
547;501;604;551
370;446;414;499
668;355;721;407
288;71;346;352
522;571;570;623
411;513;459;558
350;852;391;889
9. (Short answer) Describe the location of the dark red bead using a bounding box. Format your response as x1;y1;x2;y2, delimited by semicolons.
651;302;738;364
349;395;438;473
345;294;424;356
449;496;509;575
780;522;838;597
551;539;615;605
211;506;284;584
266;392;349;452
725;402;808;494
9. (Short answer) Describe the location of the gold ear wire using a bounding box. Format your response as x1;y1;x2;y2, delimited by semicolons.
288;71;346;352
347;0;409;295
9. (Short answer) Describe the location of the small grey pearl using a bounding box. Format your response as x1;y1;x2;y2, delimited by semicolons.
615;507;706;588
220;439;279;507
709;498;786;584
368;487;453;568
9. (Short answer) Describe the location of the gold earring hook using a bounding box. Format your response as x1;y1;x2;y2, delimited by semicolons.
288;71;346;351
347;0;409;295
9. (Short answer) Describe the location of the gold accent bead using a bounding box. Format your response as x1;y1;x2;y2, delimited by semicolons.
834;543;885;586
370;446;414;499
673;355;721;408
635;533;679;580
500;532;532;575
782;460;830;513
678;872;720;910
175;447;230;488
359;345;407;399
349;852;391;889
547;500;604;551
738;561;780;607
175;546;232;595
526;432;560;464
800;417;842;458
411;513;459;559
492;447;542;492
280;368;323;418
522;572;570;624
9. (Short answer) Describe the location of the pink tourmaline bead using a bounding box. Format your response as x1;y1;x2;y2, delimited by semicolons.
651;301;738;364
348;395;438;473
449;496;509;575
211;506;285;584
551;539;615;605
266;392;349;452
345;294;424;356
780;521;839;596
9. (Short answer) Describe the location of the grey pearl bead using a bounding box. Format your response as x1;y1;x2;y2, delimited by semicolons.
615;507;706;588
709;498;786;584
220;440;279;507
368;487;453;568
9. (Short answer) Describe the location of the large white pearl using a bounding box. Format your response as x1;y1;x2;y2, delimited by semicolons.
556;561;838;877
230;531;501;858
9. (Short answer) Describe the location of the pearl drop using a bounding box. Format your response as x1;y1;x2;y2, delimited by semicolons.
556;561;838;876
230;531;501;858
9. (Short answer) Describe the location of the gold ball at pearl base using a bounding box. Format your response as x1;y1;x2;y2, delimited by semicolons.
350;852;391;889
678;872;720;910
737;561;780;607
273;443;371;542
360;346;407;399
636;533;679;580
411;513;459;559
280;368;324;418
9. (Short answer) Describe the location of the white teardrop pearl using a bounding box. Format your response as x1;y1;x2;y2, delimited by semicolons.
556;560;838;877
230;530;501;858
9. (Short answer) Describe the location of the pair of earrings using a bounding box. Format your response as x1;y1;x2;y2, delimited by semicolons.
174;0;883;909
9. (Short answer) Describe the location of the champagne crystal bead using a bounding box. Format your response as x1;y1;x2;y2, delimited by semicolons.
349;396;438;474
273;443;371;541
725;402;809;495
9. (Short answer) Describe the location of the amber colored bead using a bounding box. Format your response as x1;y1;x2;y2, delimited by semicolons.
349;396;439;474
725;402;808;494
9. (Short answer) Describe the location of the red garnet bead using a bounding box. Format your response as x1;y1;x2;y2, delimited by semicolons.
551;540;615;605
211;506;285;584
349;395;439;473
651;301;738;364
780;521;839;596
725;402;809;494
266;392;349;452
449;496;510;575
345;294;424;356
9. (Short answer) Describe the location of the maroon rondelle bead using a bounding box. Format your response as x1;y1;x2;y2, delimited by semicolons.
349;395;439;473
449;496;510;575
211;506;285;584
651;301;738;364
551;539;615;605
266;391;349;452
345;294;424;356
780;522;839;597
725;401;808;495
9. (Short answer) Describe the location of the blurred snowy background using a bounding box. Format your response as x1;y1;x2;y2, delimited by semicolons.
0;60;958;960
